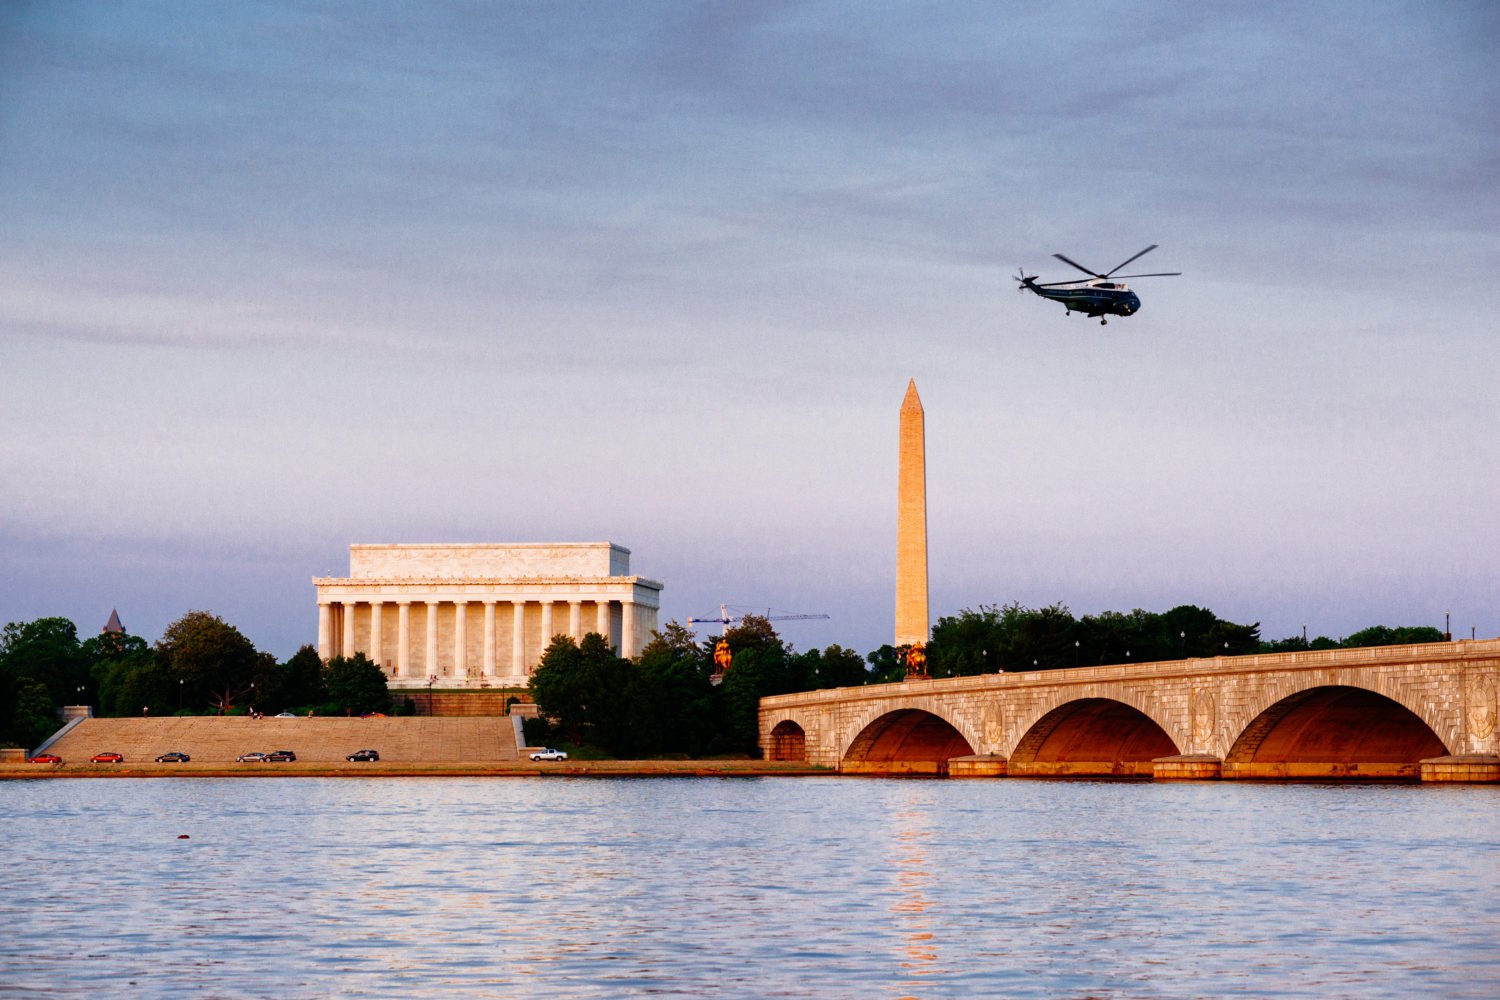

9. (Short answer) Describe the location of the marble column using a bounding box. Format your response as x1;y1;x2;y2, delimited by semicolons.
483;601;497;678
342;603;357;661
540;601;554;646
397;602;411;677
621;601;637;658
317;603;333;661
369;602;384;669
425;601;439;680
596;600;611;648
512;601;527;674
568;600;582;640
453;600;468;679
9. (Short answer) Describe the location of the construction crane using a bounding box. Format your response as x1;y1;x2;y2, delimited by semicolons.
687;604;830;635
687;604;831;685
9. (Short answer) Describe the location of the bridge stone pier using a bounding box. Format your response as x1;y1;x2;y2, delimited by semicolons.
759;640;1500;781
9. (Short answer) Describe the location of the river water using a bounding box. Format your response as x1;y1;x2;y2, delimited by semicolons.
2;777;1496;998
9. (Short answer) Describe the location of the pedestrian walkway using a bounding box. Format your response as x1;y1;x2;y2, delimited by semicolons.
44;715;518;764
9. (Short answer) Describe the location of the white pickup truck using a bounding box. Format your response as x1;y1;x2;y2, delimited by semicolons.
529;748;569;762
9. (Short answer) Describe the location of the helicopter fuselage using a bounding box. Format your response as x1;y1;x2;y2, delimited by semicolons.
1020;277;1140;318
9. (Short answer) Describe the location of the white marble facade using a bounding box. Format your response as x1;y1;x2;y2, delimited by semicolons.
313;543;662;689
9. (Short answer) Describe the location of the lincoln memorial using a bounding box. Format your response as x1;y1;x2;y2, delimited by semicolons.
313;542;662;690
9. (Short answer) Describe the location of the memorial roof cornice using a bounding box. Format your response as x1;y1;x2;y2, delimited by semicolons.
348;541;630;553
314;575;663;589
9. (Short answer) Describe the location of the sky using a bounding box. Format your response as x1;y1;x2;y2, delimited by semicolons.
2;1;1498;659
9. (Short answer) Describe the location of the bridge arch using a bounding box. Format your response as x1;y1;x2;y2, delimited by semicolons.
1224;684;1449;780
1008;697;1181;777
840;707;976;776
767;719;807;762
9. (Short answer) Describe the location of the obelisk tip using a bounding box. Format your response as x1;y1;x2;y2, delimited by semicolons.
901;378;923;411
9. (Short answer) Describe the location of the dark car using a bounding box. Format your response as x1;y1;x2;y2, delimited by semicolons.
345;749;380;762
90;752;125;763
28;753;62;765
265;750;297;762
155;752;190;763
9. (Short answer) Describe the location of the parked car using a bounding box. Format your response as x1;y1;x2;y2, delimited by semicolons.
274;712;297;718
345;749;380;762
265;750;297;762
27;753;62;765
90;752;125;763
236;751;267;763
155;752;191;763
530;748;569;762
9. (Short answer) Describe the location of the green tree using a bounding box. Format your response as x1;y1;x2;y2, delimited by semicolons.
1261;634;1333;653
8;677;57;749
1;617;89;706
1159;604;1261;659
1074;608;1140;665
790;644;870;689
1;616;91;745
632;623;716;756
1262;625;1444;652
155;611;261;712
865;644;905;684
924;602;1262;674
712;616;797;755
323;653;391;715
279;645;327;709
86;633;171;716
1342;625;1446;648
927;605;1008;677
816;644;871;688
529;633;617;744
586;646;640;756
715;645;780;754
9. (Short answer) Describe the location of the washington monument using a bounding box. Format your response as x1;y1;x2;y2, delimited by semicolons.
896;379;930;649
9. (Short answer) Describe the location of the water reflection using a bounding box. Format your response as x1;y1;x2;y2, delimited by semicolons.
0;779;1496;998
888;796;939;988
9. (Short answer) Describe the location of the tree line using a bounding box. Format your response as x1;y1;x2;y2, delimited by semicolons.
0;612;391;749
526;618;869;758
3;603;1450;755
531;605;1452;757
896;602;1447;679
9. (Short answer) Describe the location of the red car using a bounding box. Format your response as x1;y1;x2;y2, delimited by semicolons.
90;752;125;763
28;753;62;764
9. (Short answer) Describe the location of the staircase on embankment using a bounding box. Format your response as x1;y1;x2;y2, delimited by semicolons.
43;715;518;764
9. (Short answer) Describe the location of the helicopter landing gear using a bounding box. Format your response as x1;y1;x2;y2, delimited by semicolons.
1100;318;1108;326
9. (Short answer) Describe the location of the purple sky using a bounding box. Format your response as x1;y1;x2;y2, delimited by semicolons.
3;1;1498;658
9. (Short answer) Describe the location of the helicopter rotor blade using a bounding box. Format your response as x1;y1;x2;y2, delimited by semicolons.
1103;244;1158;277
1110;271;1181;279
1052;253;1102;278
1037;279;1089;287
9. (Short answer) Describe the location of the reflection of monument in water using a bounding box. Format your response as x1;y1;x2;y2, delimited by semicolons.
896;380;930;675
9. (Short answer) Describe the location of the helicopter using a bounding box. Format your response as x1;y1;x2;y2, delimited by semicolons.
1016;245;1180;325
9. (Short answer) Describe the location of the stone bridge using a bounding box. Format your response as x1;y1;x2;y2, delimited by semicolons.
758;640;1500;781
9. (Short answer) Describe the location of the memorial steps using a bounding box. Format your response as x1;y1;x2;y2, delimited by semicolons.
44;715;520;764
